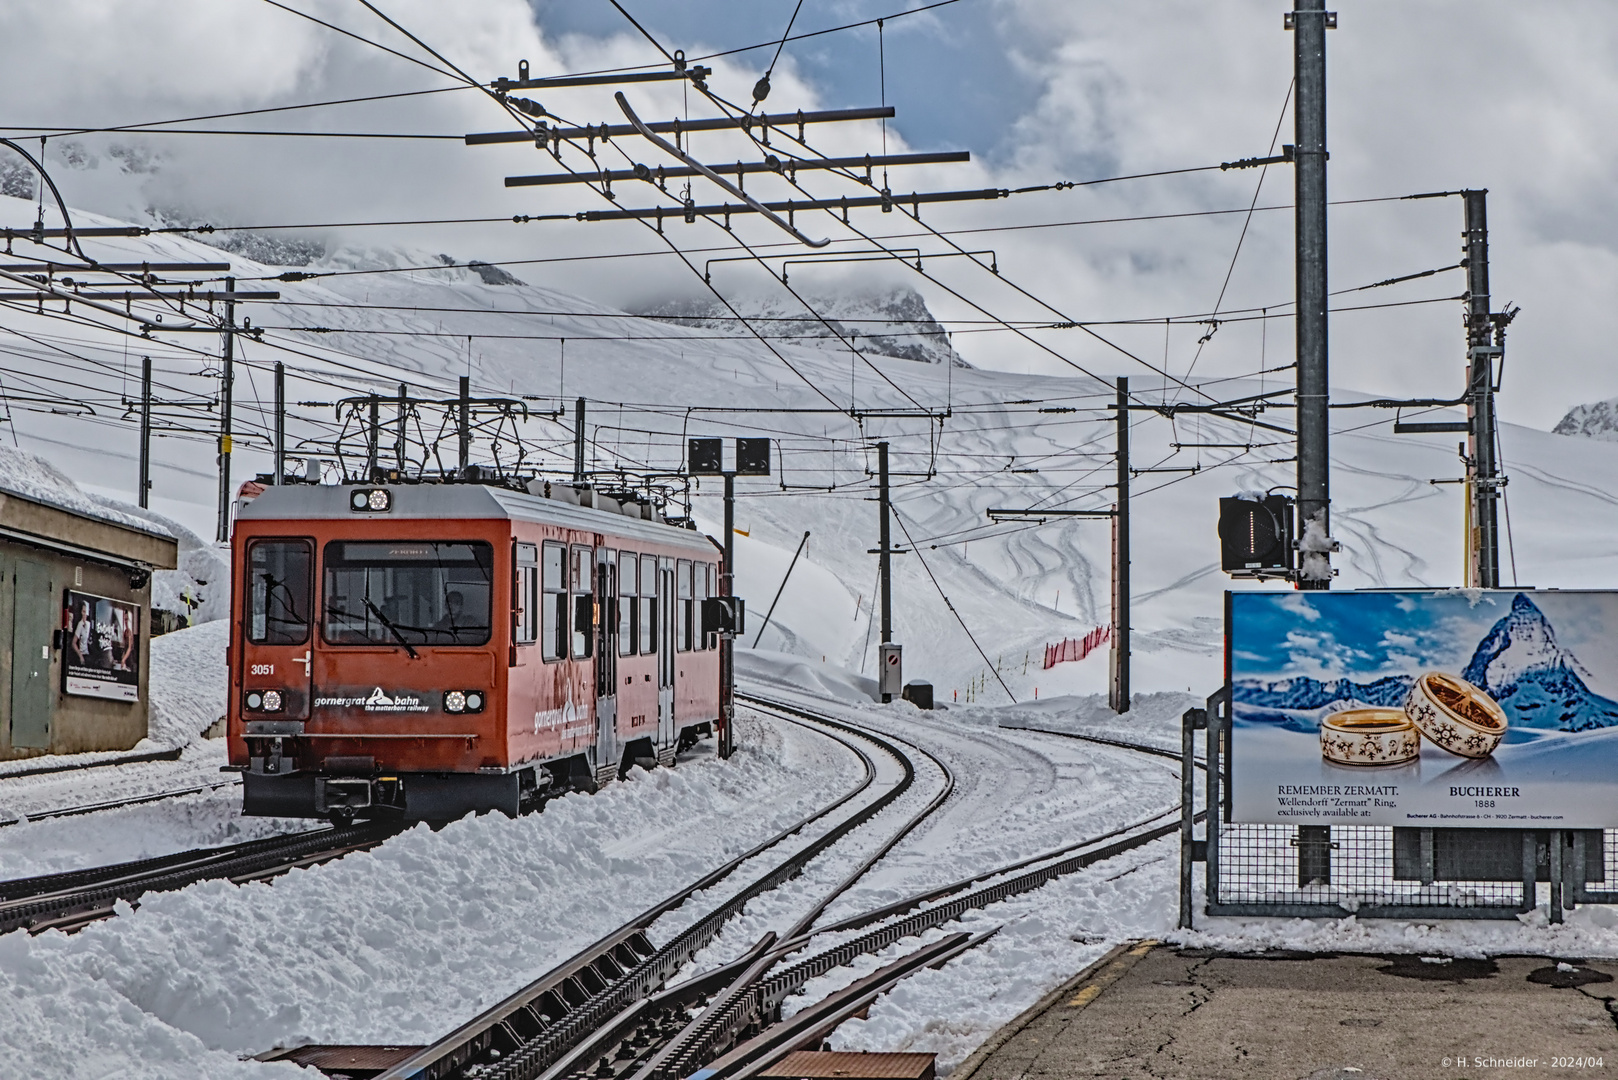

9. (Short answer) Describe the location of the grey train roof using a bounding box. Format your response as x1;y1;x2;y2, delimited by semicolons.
238;484;721;554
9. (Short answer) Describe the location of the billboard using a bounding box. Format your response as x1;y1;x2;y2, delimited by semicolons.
1229;590;1618;828
62;590;141;702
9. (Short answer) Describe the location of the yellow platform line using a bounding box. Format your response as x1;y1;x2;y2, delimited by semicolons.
1066;938;1156;1009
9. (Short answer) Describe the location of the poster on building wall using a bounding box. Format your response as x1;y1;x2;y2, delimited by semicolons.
1229;589;1618;828
62;590;141;702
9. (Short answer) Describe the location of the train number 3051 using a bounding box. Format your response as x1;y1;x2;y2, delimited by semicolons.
249;664;275;675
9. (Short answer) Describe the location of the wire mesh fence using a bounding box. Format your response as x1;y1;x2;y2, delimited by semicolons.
1215;824;1530;910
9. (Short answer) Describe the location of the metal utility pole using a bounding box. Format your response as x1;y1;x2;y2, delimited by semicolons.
1464;189;1501;589
457;375;471;473
1290;1;1334;588
138;355;152;508
878;441;893;651
1110;378;1131;714
720;469;736;758
573;396;587;483
365;395;380;478
215;276;236;542
272;362;285;485
395;383;408;474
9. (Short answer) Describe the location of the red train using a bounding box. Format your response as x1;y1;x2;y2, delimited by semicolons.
226;481;723;821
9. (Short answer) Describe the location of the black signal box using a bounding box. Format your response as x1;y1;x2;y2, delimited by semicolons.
1218;495;1295;577
736;438;771;476
689;438;723;476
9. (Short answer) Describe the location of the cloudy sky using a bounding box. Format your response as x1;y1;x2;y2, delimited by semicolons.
1;0;1614;428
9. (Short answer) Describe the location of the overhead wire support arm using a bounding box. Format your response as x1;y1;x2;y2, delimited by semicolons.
464;106;894;145
1222;146;1296;170
579;187;1008;225
492;66;712;93
505;150;969;188
613;91;830;248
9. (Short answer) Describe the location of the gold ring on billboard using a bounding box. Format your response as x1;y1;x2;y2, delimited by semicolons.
1404;672;1507;758
1319;708;1420;766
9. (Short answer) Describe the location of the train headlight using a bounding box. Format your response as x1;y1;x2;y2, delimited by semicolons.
444;690;467;714
245;689;284;712
350;488;392;512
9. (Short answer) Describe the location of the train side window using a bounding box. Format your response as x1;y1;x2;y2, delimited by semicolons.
639;554;657;654
695;562;712;650
542;541;567;661
515;543;538;645
571;545;594;659
247;539;312;645
618;550;637;657
676;559;693;652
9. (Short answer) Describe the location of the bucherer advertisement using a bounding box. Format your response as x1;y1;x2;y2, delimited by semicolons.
62;590;141;702
1229;590;1618;828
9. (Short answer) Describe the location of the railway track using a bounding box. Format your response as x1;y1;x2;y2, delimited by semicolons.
0;821;397;935
329;697;953;1080
269;695;1194;1080
0;776;242;828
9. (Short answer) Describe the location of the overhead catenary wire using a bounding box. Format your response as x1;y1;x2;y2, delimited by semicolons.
889;505;1015;702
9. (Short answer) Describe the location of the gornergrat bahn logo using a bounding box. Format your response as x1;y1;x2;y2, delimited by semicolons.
313;687;431;713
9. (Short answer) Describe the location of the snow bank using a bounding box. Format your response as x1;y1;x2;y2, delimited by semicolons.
145;620;229;748
0;442;168;537
737;649;877;703
0;713;861;1078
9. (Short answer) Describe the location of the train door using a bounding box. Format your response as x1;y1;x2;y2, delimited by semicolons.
594;548;618;775
239;539;315;722
657;558;675;752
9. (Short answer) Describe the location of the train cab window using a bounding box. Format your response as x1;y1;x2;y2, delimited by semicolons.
618;551;637;657
323;541;493;647
541;541;567;661
571;545;594;659
677;559;693;652
639;554;658;654
515;543;538;644
248;539;312;645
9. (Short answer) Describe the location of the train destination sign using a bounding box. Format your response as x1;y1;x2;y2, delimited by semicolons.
1228;589;1618;828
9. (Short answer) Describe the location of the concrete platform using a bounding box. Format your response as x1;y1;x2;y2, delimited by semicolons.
955;943;1618;1080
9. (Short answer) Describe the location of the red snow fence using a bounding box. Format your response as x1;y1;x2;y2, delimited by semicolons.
1043;625;1111;669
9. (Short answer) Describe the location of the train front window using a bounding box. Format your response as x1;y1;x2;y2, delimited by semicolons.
323;541;493;647
248;539;312;645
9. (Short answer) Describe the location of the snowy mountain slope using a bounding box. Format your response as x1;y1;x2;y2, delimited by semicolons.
1462;593;1618;731
1554;396;1618;442
637;284;968;368
6;195;1618;705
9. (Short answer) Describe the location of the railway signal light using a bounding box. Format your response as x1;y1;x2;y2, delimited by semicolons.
736;438;771;476
702;596;745;636
688;438;723;475
688;438;772;477
1218;494;1295;577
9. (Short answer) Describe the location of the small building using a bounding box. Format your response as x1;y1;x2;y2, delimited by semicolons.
0;453;178;760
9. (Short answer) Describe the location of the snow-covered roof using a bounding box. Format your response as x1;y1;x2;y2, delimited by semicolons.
0;443;173;539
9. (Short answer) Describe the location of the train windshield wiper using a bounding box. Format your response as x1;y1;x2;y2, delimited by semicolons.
361;598;420;659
